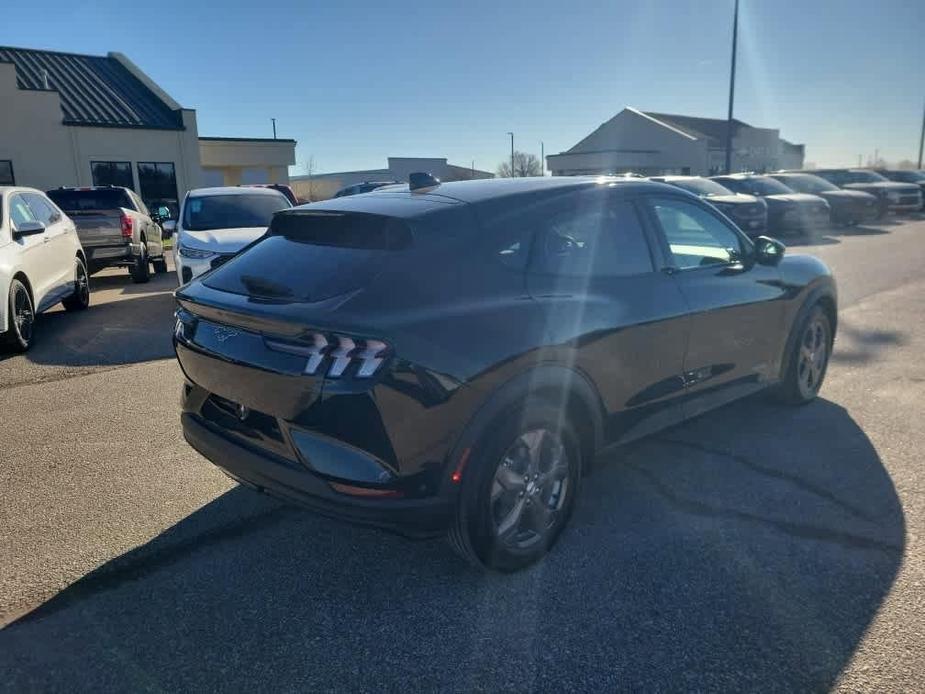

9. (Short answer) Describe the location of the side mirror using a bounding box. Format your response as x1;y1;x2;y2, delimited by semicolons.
753;235;786;266
12;221;46;239
162;219;177;238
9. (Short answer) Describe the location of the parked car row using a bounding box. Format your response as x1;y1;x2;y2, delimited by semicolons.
651;168;922;237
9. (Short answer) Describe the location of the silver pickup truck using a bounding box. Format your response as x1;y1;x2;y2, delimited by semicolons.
46;186;169;283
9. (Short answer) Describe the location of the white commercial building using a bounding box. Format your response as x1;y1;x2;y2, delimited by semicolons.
0;46;295;216
546;107;804;177
290;157;494;201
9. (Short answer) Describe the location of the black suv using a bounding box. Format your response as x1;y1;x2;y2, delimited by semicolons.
810;169;922;215
174;177;837;571
769;172;879;225
711;174;831;233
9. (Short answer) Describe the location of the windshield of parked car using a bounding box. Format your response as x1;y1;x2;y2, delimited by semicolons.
737;177;794;196
886;171;925;182
668;178;736;197
773;174;840;194
846;170;889;183
46;188;132;211
182;194;290;231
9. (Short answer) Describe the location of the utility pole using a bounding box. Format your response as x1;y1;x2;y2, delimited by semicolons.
858;154;862;167
507;132;515;177
724;0;739;175
918;99;924;168
471;160;475;179
271;118;277;140
540;141;545;176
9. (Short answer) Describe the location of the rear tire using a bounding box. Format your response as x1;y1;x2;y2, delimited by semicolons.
130;242;151;284
448;403;583;572
62;257;91;312
3;279;35;353
152;256;168;274
773;306;832;405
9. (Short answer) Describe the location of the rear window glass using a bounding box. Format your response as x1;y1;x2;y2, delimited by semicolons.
202;212;413;302
182;193;290;231
47;189;132;211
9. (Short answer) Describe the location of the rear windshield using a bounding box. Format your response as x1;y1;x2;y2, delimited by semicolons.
47;188;132;211
202;211;412;302
182;193;290;231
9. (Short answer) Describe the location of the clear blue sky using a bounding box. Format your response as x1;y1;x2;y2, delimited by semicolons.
5;0;924;173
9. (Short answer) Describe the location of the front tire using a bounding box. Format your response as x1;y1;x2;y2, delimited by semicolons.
130;242;151;284
3;279;35;353
449;404;583;572
62;257;91;312
774;306;832;405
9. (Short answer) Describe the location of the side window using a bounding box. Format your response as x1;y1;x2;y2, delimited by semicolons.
9;194;38;230
23;193;59;225
131;191;149;216
532;195;653;278
650;197;744;270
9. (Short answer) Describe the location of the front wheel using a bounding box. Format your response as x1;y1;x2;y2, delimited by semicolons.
3;279;35;352
774;306;832;405
62;257;91;312
449;404;582;572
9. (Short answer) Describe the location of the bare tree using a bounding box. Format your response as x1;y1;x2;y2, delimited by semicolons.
497;151;542;178
302;155;316;201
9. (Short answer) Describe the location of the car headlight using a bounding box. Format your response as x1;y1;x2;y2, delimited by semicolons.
178;244;215;259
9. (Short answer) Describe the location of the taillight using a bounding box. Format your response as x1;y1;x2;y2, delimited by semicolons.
120;213;133;238
265;334;389;378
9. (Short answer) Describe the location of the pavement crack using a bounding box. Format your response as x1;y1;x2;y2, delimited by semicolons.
626;462;902;554
653;437;877;523
4;504;296;628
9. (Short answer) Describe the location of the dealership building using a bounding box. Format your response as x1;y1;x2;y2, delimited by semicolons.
290;157;494;201
0;46;295;215
546;107;804;177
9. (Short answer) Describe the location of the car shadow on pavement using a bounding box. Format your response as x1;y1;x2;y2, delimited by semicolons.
0;396;903;691
0;291;177;368
786;223;890;247
833;324;906;366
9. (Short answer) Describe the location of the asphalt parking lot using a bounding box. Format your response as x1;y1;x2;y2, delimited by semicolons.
1;217;924;691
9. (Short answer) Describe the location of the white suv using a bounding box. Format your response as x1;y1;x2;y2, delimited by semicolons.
166;187;292;285
1;187;90;352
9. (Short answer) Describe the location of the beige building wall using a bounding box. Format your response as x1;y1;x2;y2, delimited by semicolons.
199;138;295;188
1;63;200;194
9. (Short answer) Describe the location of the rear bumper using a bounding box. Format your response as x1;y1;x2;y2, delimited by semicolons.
85;243;133;264
181;412;454;538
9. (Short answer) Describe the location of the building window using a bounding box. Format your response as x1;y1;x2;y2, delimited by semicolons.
137;162;178;217
0;160;14;185
91;161;134;189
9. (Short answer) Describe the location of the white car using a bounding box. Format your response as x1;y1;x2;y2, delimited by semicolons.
1;187;90;352
167;187;292;284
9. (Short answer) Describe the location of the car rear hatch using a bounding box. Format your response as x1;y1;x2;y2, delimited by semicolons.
46;188;132;246
173;200;458;422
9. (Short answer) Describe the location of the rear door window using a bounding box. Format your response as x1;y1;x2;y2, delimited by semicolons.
23;193;60;225
530;196;654;278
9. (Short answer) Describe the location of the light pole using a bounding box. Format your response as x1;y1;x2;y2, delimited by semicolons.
271;118;277;140
724;0;739;175
507;132;515;177
540;141;545;176
918;99;924;169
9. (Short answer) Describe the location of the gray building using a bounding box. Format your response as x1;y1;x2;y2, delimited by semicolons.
0;46;295;215
291;157;493;201
546;107;805;177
